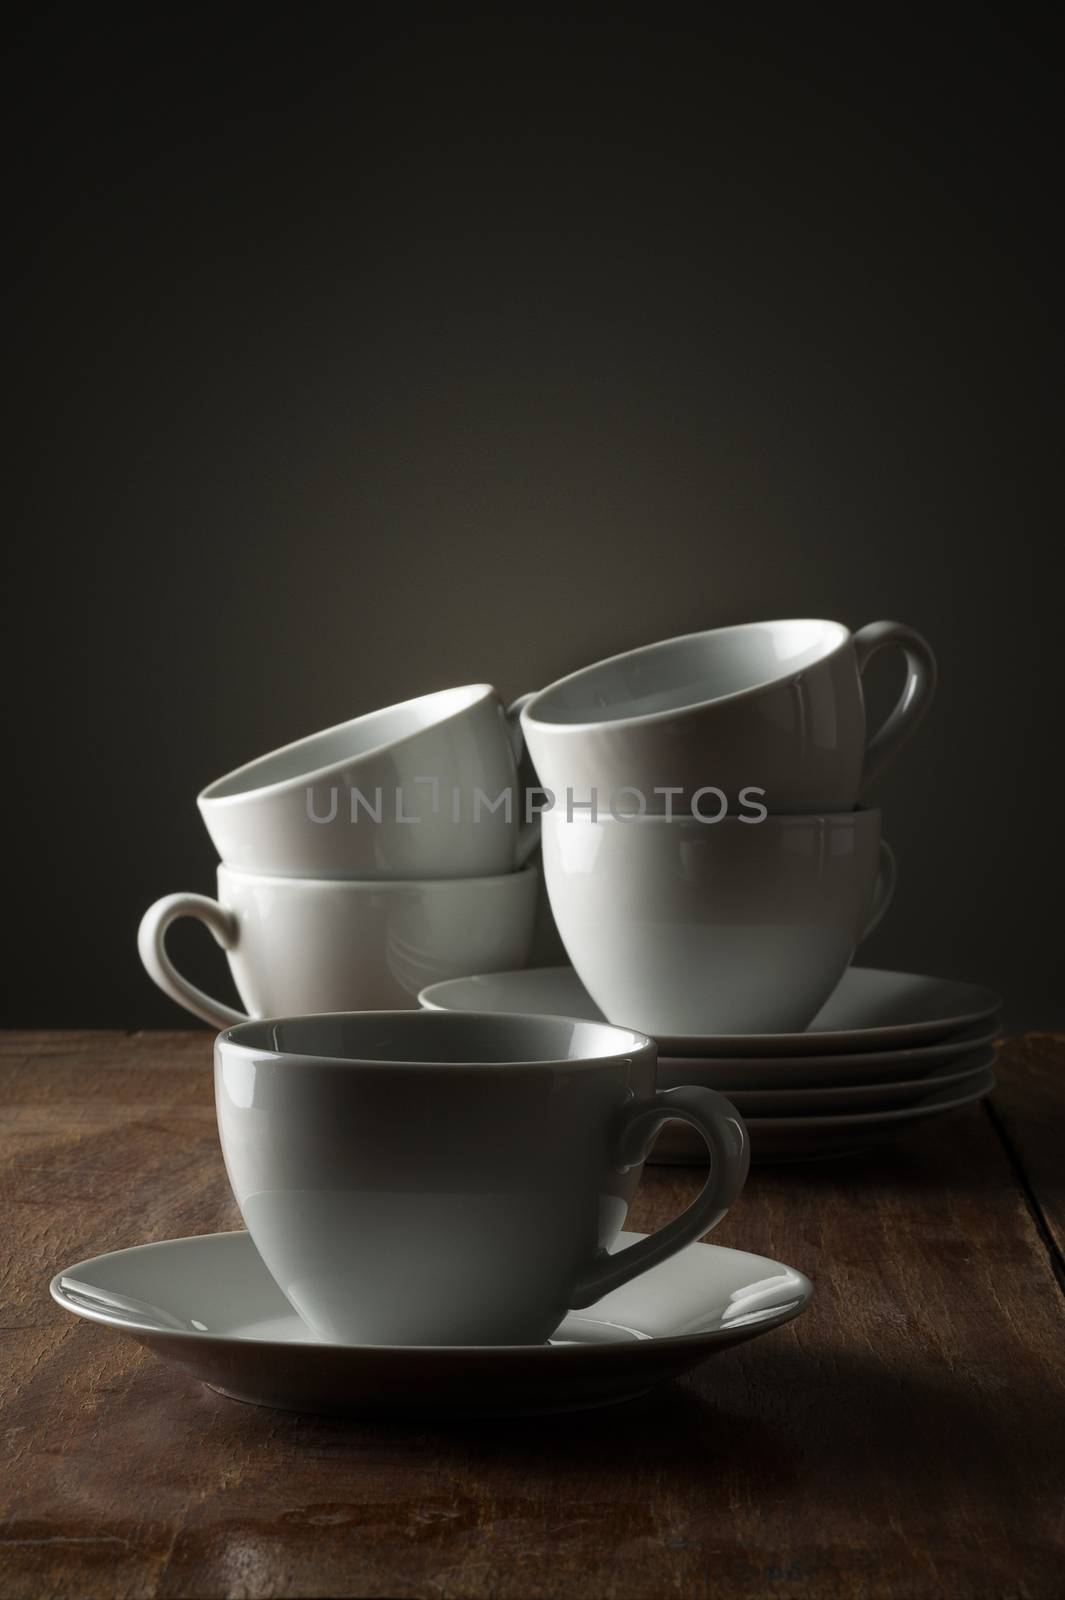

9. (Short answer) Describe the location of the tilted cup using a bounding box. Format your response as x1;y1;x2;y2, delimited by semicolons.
519;619;936;813
541;808;895;1036
138;864;539;1028
198;684;539;879
214;1011;750;1346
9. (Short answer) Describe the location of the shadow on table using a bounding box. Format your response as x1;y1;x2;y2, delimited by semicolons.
727;1104;1018;1198
194;1336;1063;1508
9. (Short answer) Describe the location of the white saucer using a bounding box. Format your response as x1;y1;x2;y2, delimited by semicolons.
656;1024;997;1089
660;1046;997;1117
419;966;1002;1057
50;1230;812;1417
650;1068;996;1164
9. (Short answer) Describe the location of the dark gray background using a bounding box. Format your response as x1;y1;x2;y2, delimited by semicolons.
5;9;1061;1027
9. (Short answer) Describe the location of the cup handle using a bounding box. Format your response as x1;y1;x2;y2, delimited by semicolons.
137;893;248;1029
506;692;541;865
854;621;937;793
569;1086;750;1308
860;840;896;942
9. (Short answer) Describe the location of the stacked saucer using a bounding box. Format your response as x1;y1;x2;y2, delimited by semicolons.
419;964;1001;1162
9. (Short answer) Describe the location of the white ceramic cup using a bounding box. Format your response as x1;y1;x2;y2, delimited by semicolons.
520;619;936;813
138;864;539;1029
198;684;538;879
214;1010;750;1345
541;808;894;1036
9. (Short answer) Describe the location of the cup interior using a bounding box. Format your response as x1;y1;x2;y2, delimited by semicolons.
200;684;493;800
221;1010;651;1067
527;620;847;726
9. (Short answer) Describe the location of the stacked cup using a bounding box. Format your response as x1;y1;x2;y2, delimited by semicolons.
520;619;937;1039
138;685;541;1028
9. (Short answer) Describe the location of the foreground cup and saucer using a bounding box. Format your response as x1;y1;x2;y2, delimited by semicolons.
50;1230;813;1417
52;1010;811;1412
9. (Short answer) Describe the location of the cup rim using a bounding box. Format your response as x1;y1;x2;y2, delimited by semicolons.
215;1008;657;1070
215;861;538;890
521;619;851;732
198;683;500;807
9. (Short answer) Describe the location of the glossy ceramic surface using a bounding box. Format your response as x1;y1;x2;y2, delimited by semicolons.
215;1012;750;1346
420;965;607;1023
198;684;538;878
541;808;893;1035
654;1026;998;1089
658;1046;996;1117
419;966;1002;1058
50;1230;812;1416
650;1069;996;1164
139;864;539;1029
521;619;936;812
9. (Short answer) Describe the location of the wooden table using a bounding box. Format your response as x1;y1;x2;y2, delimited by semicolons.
2;1031;1063;1600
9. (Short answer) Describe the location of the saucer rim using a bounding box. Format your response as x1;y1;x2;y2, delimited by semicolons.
732;1067;995;1130
50;1231;814;1354
656;1022;998;1075
708;1046;996;1111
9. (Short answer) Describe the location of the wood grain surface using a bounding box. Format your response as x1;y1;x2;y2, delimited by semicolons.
1;1030;1063;1600
984;1033;1065;1282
